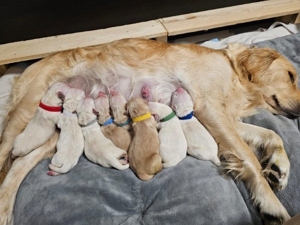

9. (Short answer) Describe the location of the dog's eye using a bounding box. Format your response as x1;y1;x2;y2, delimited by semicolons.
288;71;295;83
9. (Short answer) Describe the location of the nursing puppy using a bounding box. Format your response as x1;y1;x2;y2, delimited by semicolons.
109;90;132;131
48;88;85;176
148;101;187;168
171;87;221;166
94;92;132;151
131;80;177;106
12;82;70;157
127;97;162;180
77;97;129;170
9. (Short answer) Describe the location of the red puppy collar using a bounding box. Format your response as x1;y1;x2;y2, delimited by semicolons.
39;101;62;112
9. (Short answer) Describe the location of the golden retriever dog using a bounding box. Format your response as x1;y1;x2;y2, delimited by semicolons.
109;90;132;131
11;82;69;158
0;38;298;224
127;97;162;181
76;97;129;170
47;88;85;176
94;92;132;152
171;87;221;166
148;101;187;168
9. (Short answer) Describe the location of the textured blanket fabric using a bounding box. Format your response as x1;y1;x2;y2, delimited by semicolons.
13;33;300;225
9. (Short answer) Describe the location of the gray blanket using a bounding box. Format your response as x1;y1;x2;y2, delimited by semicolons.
13;33;300;225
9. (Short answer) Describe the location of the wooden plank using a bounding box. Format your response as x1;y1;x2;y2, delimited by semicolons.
0;20;167;65
160;0;300;36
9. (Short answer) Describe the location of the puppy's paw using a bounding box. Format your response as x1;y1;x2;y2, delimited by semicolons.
47;170;60;176
118;154;128;165
261;146;290;191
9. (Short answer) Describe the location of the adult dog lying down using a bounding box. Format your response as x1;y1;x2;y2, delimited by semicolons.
0;38;299;225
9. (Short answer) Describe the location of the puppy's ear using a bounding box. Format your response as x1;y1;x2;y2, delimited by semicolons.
237;48;280;82
171;104;177;111
92;109;99;116
153;114;160;122
57;91;65;101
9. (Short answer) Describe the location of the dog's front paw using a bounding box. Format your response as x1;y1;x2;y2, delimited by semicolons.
261;146;290;191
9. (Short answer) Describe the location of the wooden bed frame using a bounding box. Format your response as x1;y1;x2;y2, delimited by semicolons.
0;0;299;67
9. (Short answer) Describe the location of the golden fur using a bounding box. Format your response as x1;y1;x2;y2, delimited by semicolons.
0;38;299;224
127;97;162;181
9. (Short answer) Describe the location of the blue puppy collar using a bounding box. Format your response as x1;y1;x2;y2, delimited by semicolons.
115;118;132;127
101;118;114;126
178;111;194;120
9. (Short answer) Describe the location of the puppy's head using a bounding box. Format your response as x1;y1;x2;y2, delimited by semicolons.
63;88;85;113
171;87;194;116
94;92;111;124
237;47;300;119
127;97;149;118
76;97;97;126
109;91;128;120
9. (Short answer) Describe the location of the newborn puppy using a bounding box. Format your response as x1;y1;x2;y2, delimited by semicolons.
77;97;129;170
127;97;162;180
12;82;70;157
109;90;132;131
47;88;85;176
171;87;221;166
148;101;187;168
94;92;132;152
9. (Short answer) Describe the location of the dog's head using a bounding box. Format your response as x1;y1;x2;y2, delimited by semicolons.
76;97;97;126
236;47;300;119
63;88;86;113
94;92;111;124
127;97;150;118
171;87;194;116
109;91;128;121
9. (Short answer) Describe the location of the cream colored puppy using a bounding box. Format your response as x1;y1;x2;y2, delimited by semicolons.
148;101;187;168
171;87;221;166
12;82;70;157
127;98;162;180
77;97;129;170
48;88;85;176
94;92;132;152
109;90;132;131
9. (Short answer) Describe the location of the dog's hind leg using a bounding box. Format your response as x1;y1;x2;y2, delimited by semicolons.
0;131;58;225
193;102;290;225
236;122;290;191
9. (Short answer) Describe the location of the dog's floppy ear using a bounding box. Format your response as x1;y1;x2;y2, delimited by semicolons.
236;48;280;82
92;108;99;116
57;91;65;101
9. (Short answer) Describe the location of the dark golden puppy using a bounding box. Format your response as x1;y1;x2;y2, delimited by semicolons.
127;97;162;181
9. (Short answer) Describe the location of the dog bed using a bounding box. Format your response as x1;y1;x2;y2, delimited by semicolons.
12;33;300;225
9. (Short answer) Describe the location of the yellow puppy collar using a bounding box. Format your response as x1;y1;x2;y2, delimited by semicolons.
132;112;152;122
